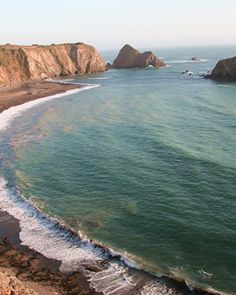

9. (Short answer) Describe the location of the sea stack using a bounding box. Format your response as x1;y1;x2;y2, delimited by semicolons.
210;56;236;81
112;44;165;69
0;43;106;85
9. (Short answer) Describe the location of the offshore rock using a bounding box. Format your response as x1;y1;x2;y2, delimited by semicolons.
0;43;106;85
210;56;236;81
112;44;165;68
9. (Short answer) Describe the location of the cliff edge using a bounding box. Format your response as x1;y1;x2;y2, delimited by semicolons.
0;43;106;85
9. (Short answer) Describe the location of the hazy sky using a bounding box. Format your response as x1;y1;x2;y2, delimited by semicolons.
1;0;235;50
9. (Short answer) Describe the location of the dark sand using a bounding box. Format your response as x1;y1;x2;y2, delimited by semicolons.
0;206;101;295
0;80;81;113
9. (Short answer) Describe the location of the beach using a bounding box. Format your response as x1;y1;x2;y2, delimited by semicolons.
0;211;100;295
0;80;82;113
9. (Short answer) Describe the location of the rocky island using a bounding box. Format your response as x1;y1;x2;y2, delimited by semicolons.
210;56;236;80
112;44;166;68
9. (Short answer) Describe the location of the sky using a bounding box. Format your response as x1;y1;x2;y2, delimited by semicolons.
0;0;236;50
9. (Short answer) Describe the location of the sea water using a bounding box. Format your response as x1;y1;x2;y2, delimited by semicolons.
0;45;235;294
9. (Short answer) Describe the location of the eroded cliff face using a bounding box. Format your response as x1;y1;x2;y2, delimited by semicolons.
112;44;166;68
210;56;236;81
0;43;106;85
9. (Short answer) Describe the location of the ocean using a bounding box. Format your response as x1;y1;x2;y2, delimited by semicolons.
0;45;235;294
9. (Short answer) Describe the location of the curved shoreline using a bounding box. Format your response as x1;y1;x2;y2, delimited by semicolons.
0;80;228;295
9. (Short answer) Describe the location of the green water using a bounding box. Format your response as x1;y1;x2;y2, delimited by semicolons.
1;46;236;293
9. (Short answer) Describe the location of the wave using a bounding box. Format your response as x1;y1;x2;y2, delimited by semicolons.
0;84;227;295
167;59;209;64
217;84;236;89
88;77;111;80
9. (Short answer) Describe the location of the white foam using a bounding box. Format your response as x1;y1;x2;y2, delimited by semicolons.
0;83;100;134
167;59;209;64
0;177;105;272
140;281;174;295
87;262;136;295
167;60;191;64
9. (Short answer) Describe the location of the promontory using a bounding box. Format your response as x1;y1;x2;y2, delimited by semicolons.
0;43;106;85
112;44;165;69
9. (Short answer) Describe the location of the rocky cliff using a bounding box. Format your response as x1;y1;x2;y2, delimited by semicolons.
0;43;106;85
112;44;165;68
210;56;236;81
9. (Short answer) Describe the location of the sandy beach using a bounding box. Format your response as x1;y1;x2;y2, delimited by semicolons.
0;211;100;295
0;80;81;113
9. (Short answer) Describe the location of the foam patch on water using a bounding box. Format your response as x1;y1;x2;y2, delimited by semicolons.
87;262;137;295
167;59;209;64
140;281;175;295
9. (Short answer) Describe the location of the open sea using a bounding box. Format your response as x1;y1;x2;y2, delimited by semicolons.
0;45;236;295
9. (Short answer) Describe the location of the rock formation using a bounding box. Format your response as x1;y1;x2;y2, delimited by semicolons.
0;269;39;295
112;44;165;68
210;56;236;81
106;62;112;69
0;43;106;85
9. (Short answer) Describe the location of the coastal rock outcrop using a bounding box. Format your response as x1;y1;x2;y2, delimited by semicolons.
0;43;106;85
191;57;201;62
112;44;165;68
210;56;236;81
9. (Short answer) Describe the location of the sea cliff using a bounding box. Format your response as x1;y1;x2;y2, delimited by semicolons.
0;43;106;85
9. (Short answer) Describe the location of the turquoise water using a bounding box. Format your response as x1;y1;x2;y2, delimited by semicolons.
0;46;236;293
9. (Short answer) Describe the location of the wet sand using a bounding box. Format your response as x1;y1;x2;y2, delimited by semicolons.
0;80;81;113
0;212;100;295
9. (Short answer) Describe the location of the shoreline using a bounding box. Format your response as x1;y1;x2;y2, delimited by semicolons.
0;80;84;113
0;211;100;295
0;80;226;295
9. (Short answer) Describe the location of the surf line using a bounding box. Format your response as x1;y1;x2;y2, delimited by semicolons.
0;82;100;133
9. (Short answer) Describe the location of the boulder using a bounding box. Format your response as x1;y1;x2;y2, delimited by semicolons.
210;56;236;81
106;62;112;69
112;44;165;69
